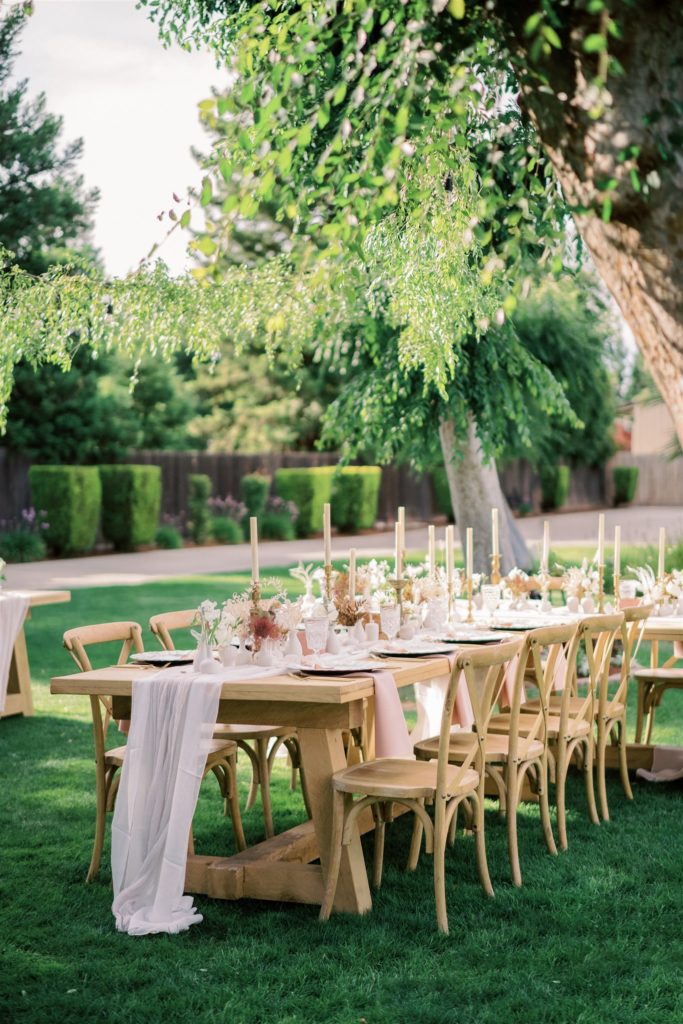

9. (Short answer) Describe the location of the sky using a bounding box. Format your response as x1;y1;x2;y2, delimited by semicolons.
11;0;222;275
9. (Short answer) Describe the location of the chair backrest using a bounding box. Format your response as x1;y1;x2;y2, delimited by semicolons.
436;638;524;800
63;621;144;673
148;609;196;651
610;603;654;712
507;622;581;762
571;612;624;729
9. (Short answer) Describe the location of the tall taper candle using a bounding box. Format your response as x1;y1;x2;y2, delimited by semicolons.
491;507;499;557
466;527;473;580
597;512;605;566
323;502;332;565
428;524;436;575
614;525;621;580
398;505;406;554
395;522;403;579
658;526;666;579
348;548;357;597
446;525;454;587
542;519;550;574
250;517;259;583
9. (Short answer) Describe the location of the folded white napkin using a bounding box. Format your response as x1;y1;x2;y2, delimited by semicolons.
0;592;29;713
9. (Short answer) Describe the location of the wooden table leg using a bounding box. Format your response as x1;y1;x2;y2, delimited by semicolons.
297;727;372;915
1;624;34;718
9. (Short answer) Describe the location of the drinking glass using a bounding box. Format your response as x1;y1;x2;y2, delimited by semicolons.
304;615;329;660
380;604;401;642
480;584;500;625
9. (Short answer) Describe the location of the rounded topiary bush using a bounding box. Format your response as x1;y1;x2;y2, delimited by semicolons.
212;516;244;544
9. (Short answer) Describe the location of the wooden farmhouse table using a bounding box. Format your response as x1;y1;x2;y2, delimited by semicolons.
633;615;683;745
50;656;451;915
1;589;71;719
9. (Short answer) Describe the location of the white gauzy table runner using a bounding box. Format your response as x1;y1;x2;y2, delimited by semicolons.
0;592;29;713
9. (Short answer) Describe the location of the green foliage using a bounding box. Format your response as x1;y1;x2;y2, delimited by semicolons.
539;465;571;511
211;516;243;544
154;524;183;550
507;279;619;468
613;466;640;506
98;465;162;551
331;467;381;532
240;474;270;519
432;467;454;522
28;465;101;554
187;473;212;543
0;530;46;563
0;8;98;275
260;511;296;541
274;467;335;538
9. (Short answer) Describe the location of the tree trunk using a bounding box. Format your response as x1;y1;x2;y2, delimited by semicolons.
439;416;532;575
500;0;683;445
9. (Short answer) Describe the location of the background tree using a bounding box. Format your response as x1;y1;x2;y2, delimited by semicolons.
0;6;98;273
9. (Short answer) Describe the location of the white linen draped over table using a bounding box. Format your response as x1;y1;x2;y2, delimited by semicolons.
410;653;473;745
0;592;29;713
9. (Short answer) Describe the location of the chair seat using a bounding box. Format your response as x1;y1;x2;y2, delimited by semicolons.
414;731;544;764
632;667;683;683
489;711;590;740
106;738;238;770
331;757;479;800
104;745;127;767
526;695;626;720
213;724;291;741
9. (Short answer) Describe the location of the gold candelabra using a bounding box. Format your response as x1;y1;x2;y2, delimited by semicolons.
539;567;551;610
388;577;407;623
613;570;621;609
490;552;501;587
323;563;334;610
597;562;605;613
250;580;261;612
466;574;474;624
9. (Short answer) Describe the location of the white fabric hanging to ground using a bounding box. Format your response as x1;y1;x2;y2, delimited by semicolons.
0;592;29;713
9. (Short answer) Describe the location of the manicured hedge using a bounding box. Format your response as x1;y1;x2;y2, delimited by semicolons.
274;466;335;537
188;474;212;544
539;464;570;511
99;465;161;550
212;516;244;544
613;466;639;506
240;473;271;519
331;467;381;532
28;465;101;554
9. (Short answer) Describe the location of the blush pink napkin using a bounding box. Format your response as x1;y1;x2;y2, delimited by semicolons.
500;645;568;709
371;669;414;758
438;652;474;731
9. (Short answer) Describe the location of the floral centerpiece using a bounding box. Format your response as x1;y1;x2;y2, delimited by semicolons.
503;567;530;609
561;559;599;612
627;565;683;614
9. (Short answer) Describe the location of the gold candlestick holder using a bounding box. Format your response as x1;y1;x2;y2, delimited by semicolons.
539;567;551;611
388;577;407;623
466;574;474;624
597;562;605;612
613;572;621;609
250;580;261;612
490;552;501;587
447;577;455;624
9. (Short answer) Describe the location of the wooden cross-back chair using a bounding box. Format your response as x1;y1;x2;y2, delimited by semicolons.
63;621;246;883
320;638;524;934
632;608;683;744
148;609;309;837
416;623;580;887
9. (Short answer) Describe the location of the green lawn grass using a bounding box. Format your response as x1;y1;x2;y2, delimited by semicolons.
1;565;683;1024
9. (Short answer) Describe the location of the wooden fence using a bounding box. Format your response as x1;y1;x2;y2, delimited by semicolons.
1;447;679;527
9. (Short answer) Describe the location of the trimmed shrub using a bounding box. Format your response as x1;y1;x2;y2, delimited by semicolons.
0;530;47;563
432;467;454;521
28;465;101;554
240;473;271;519
613;466;639;506
212;516;244;544
274;466;336;537
188;473;212;543
99;465;161;550
331;467;381;532
539;464;570;511
260;496;299;541
155;524;183;550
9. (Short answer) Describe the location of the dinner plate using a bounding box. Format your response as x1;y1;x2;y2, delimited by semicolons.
130;650;195;666
433;630;514;644
371;642;453;658
287;658;378;676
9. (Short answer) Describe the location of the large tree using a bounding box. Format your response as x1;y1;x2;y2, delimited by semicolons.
140;0;683;449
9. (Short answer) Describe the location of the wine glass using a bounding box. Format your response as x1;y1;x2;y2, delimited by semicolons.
480;584;500;626
380;603;401;642
304;615;329;662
